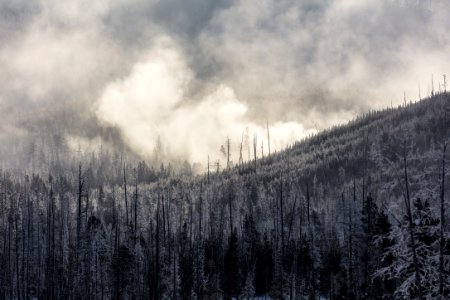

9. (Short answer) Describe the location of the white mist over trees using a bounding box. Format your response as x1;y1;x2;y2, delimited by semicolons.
1;0;450;165
1;1;450;298
0;93;448;299
95;36;315;164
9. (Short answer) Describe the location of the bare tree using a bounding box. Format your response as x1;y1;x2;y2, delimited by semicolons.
253;134;257;173
443;74;447;93
239;135;244;167
267;120;271;157
439;142;447;298
432;74;435;97
134;168;138;242
402;141;423;300
226;137;231;169
123;165;129;228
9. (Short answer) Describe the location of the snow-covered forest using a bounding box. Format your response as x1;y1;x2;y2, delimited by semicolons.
0;92;449;299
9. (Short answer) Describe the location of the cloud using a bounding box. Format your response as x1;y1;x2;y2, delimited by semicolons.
95;36;314;164
198;0;450;125
1;0;450;166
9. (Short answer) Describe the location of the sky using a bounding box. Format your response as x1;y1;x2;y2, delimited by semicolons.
1;0;449;165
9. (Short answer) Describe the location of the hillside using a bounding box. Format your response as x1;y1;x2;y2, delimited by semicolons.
0;93;449;299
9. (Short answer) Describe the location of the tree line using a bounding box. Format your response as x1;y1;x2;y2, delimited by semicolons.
0;93;449;299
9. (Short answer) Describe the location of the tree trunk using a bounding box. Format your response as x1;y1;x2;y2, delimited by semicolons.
306;182;310;226
134;169;138;243
403;146;423;300
123;166;129;228
439;143;447;298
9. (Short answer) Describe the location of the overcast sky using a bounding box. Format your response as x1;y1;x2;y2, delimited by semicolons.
1;0;449;163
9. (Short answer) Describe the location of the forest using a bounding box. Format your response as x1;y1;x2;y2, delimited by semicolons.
0;92;449;299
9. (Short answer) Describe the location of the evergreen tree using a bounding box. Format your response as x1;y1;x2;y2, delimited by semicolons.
240;270;255;299
242;214;259;280
375;198;440;298
111;245;134;299
255;232;273;297
318;238;347;299
223;229;240;299
296;235;315;298
359;193;379;297
371;209;396;298
179;223;193;300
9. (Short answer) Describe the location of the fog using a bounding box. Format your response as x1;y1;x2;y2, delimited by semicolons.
1;0;449;166
95;36;314;163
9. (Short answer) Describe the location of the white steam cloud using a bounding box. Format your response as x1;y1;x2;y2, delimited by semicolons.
2;0;450;167
96;37;314;164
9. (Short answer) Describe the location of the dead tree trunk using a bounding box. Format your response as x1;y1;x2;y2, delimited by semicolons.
280;173;285;265
134;168;138;243
287;194;297;242
439;143;447;297
226;137;230;169
197;182;204;299
228;183;233;234
155;199;161;300
76;164;84;281
267;120;271;157
239;133;244;166
123;165;129;228
306;182;310;226
403;144;423;300
253;134;257;174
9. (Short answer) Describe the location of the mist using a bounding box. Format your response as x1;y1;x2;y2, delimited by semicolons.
1;0;449;167
95;36;314;163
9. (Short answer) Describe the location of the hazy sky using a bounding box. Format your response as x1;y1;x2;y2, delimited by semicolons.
1;0;449;164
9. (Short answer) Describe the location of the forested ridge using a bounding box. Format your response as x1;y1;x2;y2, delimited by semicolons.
0;93;449;299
